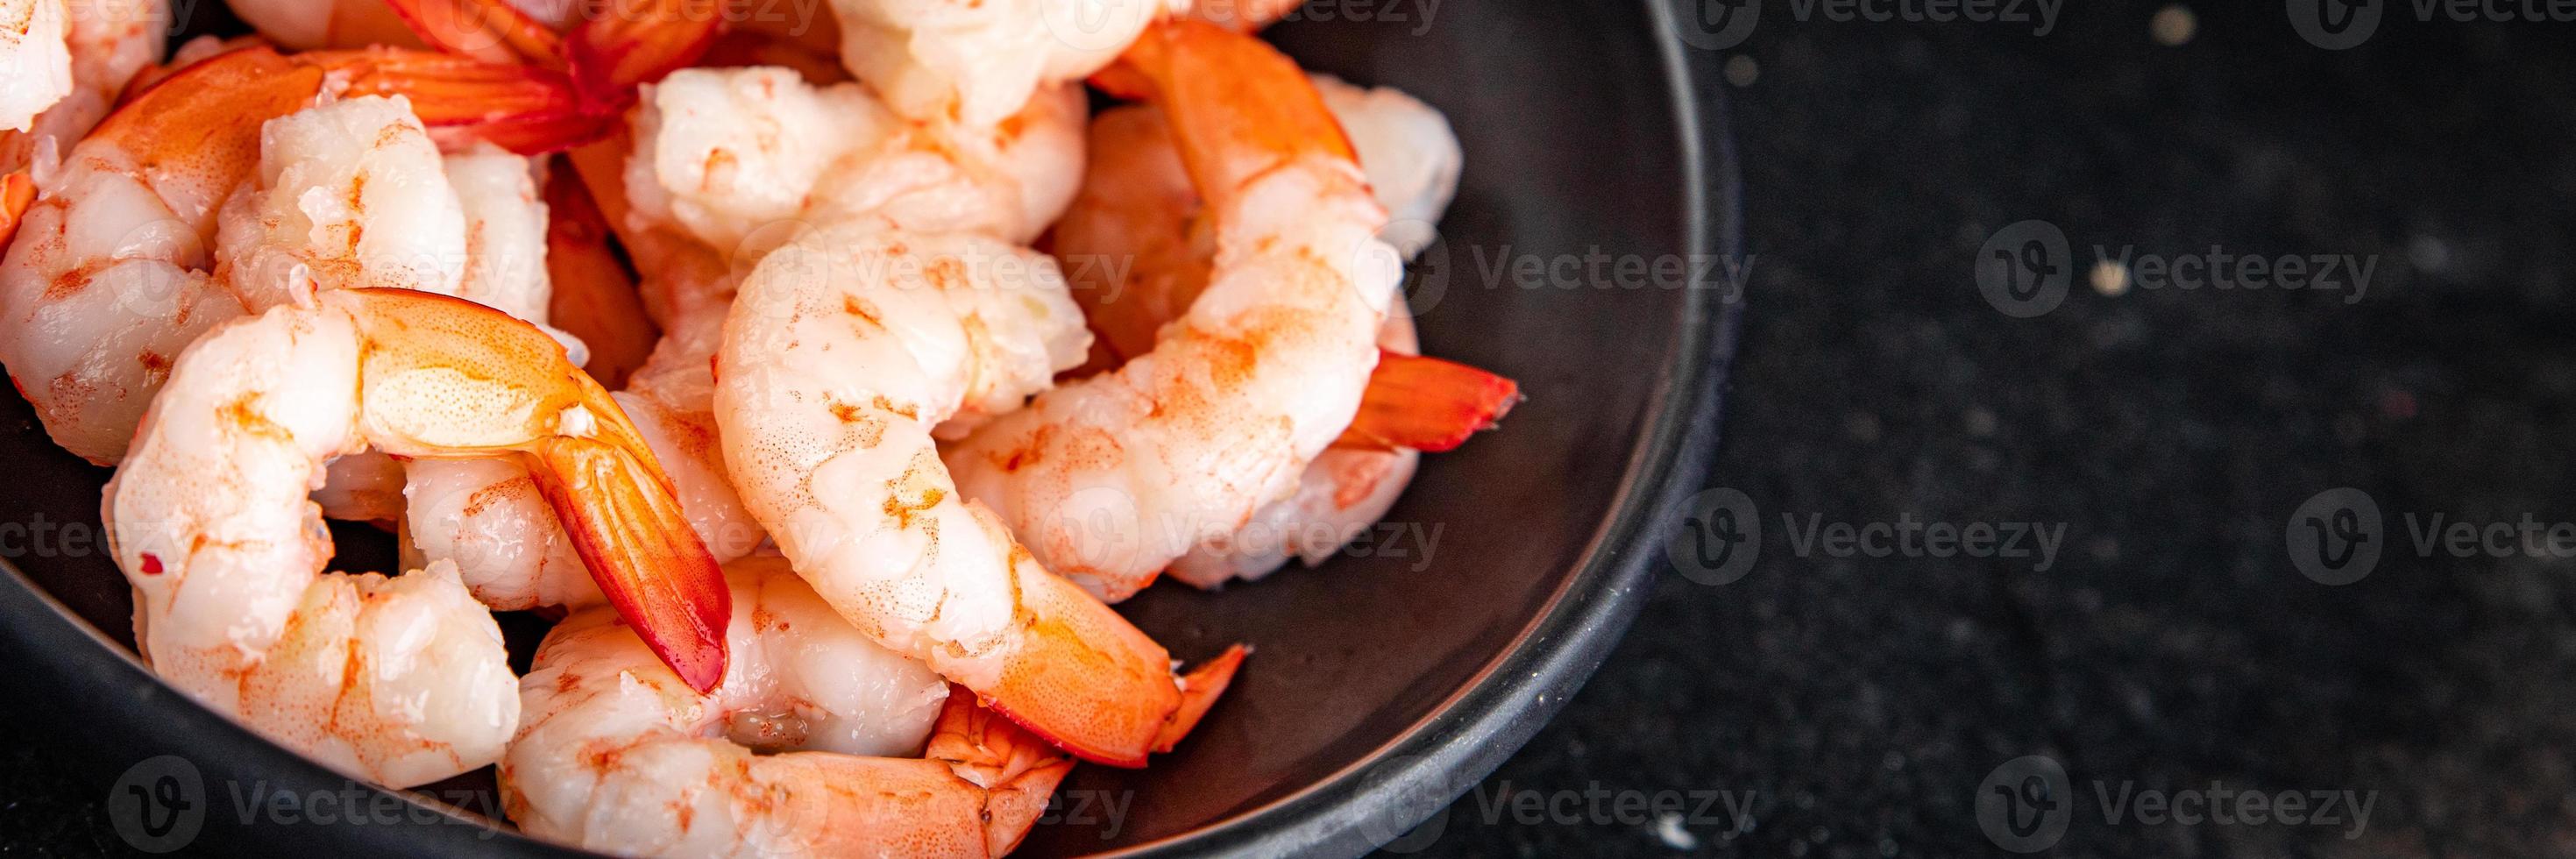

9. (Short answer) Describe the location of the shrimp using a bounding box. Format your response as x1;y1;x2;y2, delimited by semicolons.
714;214;1247;767
0;0;164;243
211;94;590;527
0;46;607;465
103;288;726;785
503;556;1071;856
931;20;1400;603
1040;71;1510;586
825;0;1188;125
226;0;581;52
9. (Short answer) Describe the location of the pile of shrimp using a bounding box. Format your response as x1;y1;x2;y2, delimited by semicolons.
0;0;1519;854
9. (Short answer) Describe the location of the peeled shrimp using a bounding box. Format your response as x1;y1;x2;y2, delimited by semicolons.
503;556;1068;857
714;215;1240;767
0;0;163;189
103;288;723;785
402;62;1089;612
0;46;600;465
1042;72;1469;586
827;0;1188;125
939;20;1401;602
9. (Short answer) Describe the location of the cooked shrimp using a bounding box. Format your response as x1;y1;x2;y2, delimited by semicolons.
935;20;1401;603
227;0;581;51
0;46;599;465
827;0;1188;125
715;212;1245;767
0;0;72;135
0;0;164;242
103;288;726;784
504;556;1070;856
1041;71;1501;586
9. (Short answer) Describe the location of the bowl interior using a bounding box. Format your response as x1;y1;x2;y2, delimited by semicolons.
0;1;1708;854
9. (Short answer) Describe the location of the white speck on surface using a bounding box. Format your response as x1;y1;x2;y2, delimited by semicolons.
1656;812;1699;850
1724;54;1760;88
2090;259;2131;295
2150;5;2196;46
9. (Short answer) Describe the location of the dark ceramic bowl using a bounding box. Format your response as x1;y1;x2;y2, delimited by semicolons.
0;0;1739;855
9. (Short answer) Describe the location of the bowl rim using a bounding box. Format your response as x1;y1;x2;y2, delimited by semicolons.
0;0;1742;853
1105;1;1743;854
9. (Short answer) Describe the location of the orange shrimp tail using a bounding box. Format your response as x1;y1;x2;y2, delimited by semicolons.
979;556;1245;767
110;46;612;157
337;288;730;692
1153;643;1247;753
1093;19;1355;208
306;48;612;153
926;686;1080;855
525;436;731;692
1336;351;1522;452
542;164;658;387
0;171;32;250
564;0;726;96
382;0;565;67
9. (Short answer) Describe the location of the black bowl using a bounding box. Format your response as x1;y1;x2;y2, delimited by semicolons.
0;0;1740;854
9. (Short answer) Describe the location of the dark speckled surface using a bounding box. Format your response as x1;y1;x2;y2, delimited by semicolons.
7;0;2573;856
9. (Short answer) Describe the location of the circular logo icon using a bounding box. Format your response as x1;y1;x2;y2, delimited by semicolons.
1389;219;1451;320
1354;754;1451;854
1976;755;2071;853
1976;220;2071;318
2286;487;2381;586
1041;0;1160;53
2288;0;2381;50
107;755;205;854
1669;487;1761;586
1675;0;1763;51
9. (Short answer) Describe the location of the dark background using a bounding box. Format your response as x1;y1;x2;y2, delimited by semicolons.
7;0;2573;856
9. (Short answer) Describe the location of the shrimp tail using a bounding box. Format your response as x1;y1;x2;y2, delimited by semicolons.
1092;19;1357;203
381;0;564;67
1153;643;1248;753
378;0;723;148
0;170;29;249
1337;350;1522;452
980;554;1243;767
338;288;730;692
926;686;1080;856
563;0;726;96
525;436;730;692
